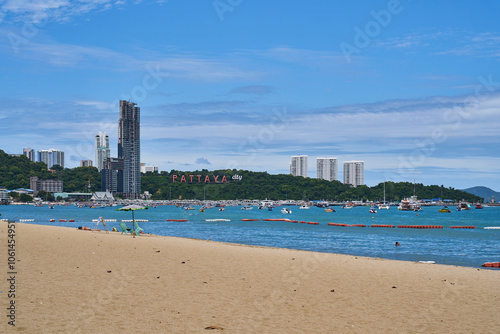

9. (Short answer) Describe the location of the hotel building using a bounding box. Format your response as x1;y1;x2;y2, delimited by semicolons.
317;157;338;181
290;155;308;177
343;161;364;187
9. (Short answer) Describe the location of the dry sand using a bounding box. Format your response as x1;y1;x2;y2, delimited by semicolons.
1;221;499;333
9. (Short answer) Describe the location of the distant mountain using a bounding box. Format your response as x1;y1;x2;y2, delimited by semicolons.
462;186;500;202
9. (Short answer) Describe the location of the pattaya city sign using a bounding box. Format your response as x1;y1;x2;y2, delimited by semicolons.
172;174;243;183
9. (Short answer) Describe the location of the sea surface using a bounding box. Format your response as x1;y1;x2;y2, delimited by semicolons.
1;204;499;269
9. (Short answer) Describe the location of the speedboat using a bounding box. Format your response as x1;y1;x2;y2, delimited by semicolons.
299;204;310;209
324;208;335;212
369;207;377;214
241;206;253;210
281;208;292;214
475;204;484;209
439;206;451;213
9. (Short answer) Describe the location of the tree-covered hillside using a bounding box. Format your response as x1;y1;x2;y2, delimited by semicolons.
0;150;101;192
142;169;483;202
0;150;483;202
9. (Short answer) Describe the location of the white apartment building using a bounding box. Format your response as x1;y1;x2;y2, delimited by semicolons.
95;131;110;172
290;155;308;177
317;157;338;181
38;149;64;169
343;161;364;187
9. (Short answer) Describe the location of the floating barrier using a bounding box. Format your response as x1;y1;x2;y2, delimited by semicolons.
371;224;395;228
288;220;299;223
241;219;259;221
328;223;351;227
307;222;319;225
19;219;35;222
397;225;443;229
299;221;307;224
49;219;55;222
351;224;366;227
91;219;117;222
482;262;500;268
484;227;500;230
166;219;188;222
205;219;231;222
262;218;289;222
121;219;148;222
69;219;75;222
59;219;67;222
450;226;476;229
0;219;8;222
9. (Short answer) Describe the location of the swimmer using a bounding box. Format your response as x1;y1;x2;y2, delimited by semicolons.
395;242;401;246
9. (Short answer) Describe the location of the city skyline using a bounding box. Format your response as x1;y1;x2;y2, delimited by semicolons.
1;1;499;190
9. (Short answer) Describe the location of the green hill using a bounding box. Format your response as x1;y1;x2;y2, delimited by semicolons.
462;186;500;202
142;169;482;202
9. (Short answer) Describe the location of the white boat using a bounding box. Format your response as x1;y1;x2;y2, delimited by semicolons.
341;204;353;209
369;207;377;214
299;204;310;209
241;206;253;210
281;208;292;214
377;183;390;209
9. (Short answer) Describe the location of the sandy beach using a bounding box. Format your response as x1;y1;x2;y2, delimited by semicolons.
1;221;499;333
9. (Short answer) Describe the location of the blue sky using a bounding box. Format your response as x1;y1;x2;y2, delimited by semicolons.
0;0;499;191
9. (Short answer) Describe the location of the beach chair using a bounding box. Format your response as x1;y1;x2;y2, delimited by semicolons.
133;220;144;236
120;221;129;235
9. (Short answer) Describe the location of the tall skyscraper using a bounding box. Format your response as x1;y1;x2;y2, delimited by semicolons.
23;148;36;162
38;149;64;169
95;131;110;172
317;157;338;181
290;155;308;177
343;161;364;187
118;100;141;198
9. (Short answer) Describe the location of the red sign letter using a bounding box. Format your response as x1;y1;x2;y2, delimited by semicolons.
172;175;178;183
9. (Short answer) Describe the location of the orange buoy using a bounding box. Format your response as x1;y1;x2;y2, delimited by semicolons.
482;262;500;268
50;219;55;222
241;219;259;221
307;222;319;225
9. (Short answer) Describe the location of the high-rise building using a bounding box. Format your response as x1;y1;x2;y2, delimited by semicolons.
290;155;308;177
343;161;364;187
317;157;338;181
80;160;93;167
118;100;141;198
38;149;64;169
30;176;63;195
23;148;36;162
101;157;124;193
95;131;110;172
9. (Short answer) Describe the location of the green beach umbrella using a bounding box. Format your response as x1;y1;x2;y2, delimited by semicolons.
116;204;148;234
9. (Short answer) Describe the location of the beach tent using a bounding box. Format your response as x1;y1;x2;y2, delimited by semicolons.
116;204;148;236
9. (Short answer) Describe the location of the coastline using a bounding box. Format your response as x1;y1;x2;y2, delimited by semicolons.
1;221;499;333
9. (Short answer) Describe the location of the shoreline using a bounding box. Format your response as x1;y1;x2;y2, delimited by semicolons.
1;221;499;333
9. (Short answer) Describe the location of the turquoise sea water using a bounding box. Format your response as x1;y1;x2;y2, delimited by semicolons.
1;204;499;269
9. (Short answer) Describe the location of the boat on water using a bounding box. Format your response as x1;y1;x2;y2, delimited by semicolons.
475;204;484;209
241;206;253;210
218;207;225;211
342;203;354;209
457;202;471;211
281;208;292;214
439;206;451;213
299;204;310;209
369;207;377;214
184;206;195;210
398;196;420;211
376;183;390;209
324;208;335;212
